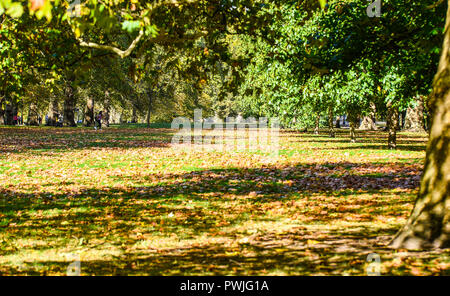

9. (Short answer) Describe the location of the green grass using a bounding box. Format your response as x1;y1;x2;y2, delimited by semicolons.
0;126;448;275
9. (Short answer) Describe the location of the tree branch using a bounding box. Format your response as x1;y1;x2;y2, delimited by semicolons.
77;30;145;59
427;0;445;9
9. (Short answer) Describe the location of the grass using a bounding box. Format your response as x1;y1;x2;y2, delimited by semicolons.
0;126;448;275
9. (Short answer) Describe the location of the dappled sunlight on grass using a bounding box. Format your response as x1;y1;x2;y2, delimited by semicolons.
0;127;448;275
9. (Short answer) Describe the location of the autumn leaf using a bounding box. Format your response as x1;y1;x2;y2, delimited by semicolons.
30;0;45;11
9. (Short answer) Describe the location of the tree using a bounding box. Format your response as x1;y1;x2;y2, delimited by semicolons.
390;0;450;249
404;96;426;132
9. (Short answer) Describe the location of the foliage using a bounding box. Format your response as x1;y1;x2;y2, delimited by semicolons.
237;0;445;128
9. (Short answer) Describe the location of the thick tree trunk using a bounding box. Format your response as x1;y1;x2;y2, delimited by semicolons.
328;107;335;138
5;103;15;125
359;102;377;130
63;83;77;127
404;97;426;132
359;116;376;130
314;113;320;135
387;102;398;149
390;1;450;250
27;103;40;126
47;98;59;126
84;97;94;127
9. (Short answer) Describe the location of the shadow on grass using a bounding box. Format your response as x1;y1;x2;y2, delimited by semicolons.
0;128;441;275
303;144;427;151
0;127;174;154
0;160;427;275
3;226;448;276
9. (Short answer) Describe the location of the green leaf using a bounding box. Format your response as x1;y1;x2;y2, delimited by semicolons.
121;20;141;33
318;0;327;9
6;2;23;18
145;25;159;37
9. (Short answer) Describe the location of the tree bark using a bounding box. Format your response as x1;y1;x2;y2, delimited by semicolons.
387;102;398;149
0;96;4;125
314;113;320;135
349;119;357;143
84;97;94;127
63;83;77;127
390;1;450;249
27;103;40;126
359;116;376;130
328;107;335;137
120;109;129;124
104;91;111;128
146;89;153;128
131;106;138;123
404;97;426;132
400;109;406;130
348;112;358;142
359;102;377;130
47;98;59;126
5;103;15;125
397;111;402;131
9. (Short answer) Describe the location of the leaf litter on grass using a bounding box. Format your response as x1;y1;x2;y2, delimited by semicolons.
0;127;448;275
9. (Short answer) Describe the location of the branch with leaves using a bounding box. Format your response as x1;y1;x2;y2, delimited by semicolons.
77;30;145;59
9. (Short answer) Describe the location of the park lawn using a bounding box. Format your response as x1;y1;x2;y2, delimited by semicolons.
0;126;448;275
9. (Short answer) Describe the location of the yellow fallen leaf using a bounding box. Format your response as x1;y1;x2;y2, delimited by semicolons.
307;240;320;245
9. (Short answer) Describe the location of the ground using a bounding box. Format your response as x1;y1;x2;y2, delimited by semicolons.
0;125;448;275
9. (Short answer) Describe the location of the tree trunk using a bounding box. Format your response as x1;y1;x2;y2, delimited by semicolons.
47;98;59;126
314;113;320;135
335;116;341;128
27;103;39;126
328;107;335;138
5;103;14;125
104;91;111;128
359;116;376;130
63;83;77;127
390;1;450;250
404;97;426;132
349;119;357;143
0;96;4;125
347;112;358;142
387;102;398;149
359;102;377;130
397;111;402;131
400;110;406;130
146;89;153;128
84;97;94;127
131;106;137;124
